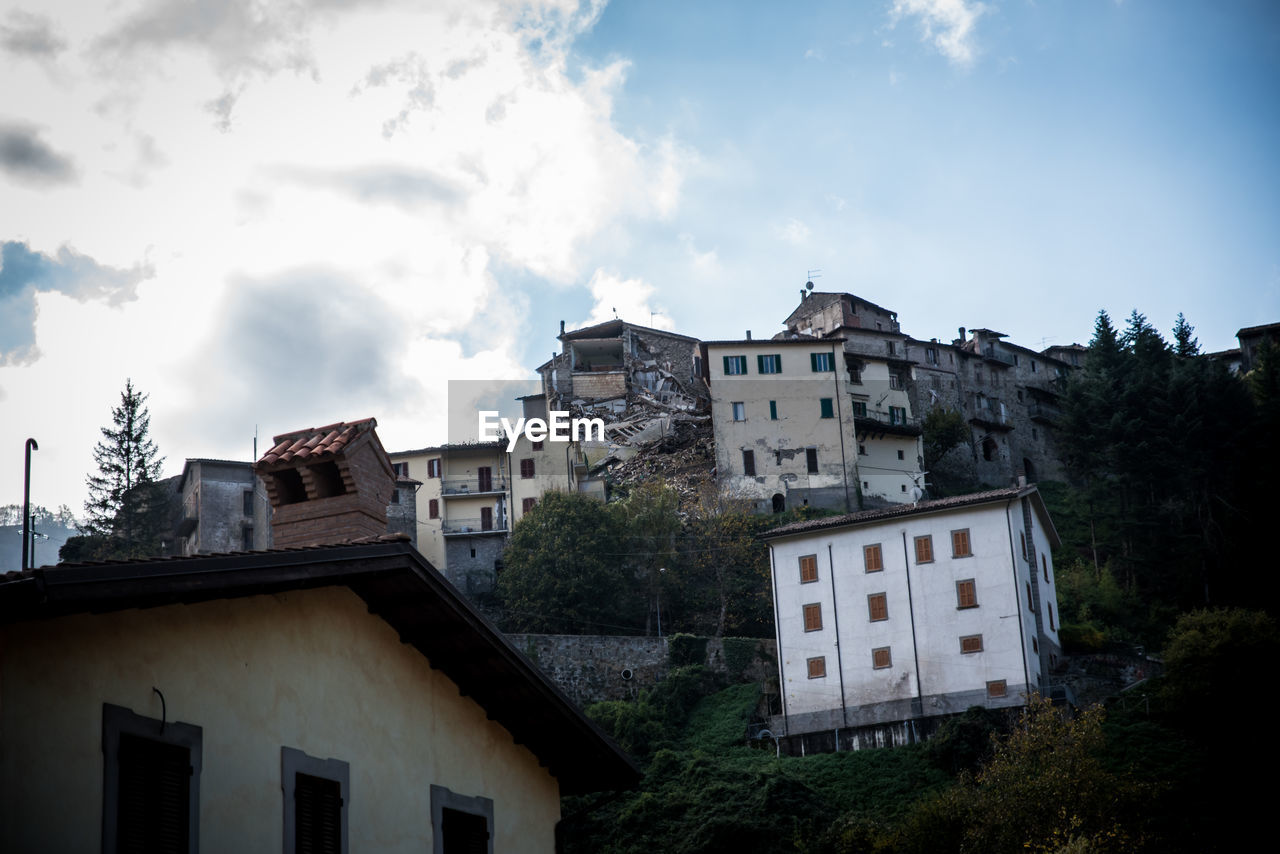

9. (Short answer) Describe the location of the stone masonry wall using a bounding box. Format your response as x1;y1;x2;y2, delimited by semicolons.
506;633;778;709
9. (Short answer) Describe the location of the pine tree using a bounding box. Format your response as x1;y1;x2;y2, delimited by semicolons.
81;379;167;559
1172;312;1199;357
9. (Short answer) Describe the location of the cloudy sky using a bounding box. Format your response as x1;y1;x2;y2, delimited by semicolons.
2;0;1277;514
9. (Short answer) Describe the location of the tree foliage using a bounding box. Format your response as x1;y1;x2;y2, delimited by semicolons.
1055;309;1263;635
74;379;168;560
498;490;639;633
921;407;976;496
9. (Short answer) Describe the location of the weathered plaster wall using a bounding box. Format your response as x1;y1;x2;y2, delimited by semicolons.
0;587;561;854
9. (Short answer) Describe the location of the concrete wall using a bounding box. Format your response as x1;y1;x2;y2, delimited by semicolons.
0;586;561;854
179;461;271;555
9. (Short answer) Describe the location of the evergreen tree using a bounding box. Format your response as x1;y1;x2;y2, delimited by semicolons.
1171;312;1199;357
79;379;167;559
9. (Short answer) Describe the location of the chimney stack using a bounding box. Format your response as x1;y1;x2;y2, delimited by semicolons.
254;418;396;548
746;330;752;340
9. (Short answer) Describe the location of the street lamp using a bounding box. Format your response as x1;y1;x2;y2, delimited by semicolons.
22;438;38;572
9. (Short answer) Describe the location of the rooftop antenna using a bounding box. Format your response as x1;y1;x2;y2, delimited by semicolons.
806;269;821;289
612;306;618;319
1037;336;1055;348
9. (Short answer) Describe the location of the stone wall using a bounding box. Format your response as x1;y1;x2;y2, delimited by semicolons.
506;634;778;708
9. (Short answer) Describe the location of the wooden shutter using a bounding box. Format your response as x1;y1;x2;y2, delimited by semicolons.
116;734;191;854
864;544;883;572
798;554;817;583
441;808;489;854
960;634;983;653
803;603;822;631
956;579;977;608
914;535;933;563
807;657;826;678
952;529;971;557
868;593;888;621
295;772;342;854
872;647;891;668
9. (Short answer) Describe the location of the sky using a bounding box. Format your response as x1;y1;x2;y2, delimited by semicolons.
1;0;1277;515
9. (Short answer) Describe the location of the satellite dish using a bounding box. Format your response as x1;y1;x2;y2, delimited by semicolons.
805;281;815;291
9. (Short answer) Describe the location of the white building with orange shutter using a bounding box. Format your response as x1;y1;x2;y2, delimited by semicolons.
760;485;1064;751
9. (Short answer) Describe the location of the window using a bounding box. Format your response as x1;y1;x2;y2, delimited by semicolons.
427;458;442;478
849;363;863;384
428;499;439;519
742;449;756;476
956;579;978;608
872;647;892;669
1048;602;1056;631
914;535;933;564
243;489;255;516
531;441;543;451
723;355;748;375
868;593;888;621
520;458;535;478
732;402;746;421
480;507;493;531
1042;554;1049;583
810;352;834;372
758;354;782;374
803;603;822;632
391;488;401;505
807;656;826;679
889;406;906;425
242;526;254;551
799;554;818;583
477;467;492;492
769;400;778;420
887;341;896;356
1019;531;1027;559
987;680;1008;698
951;529;972;557
806;448;819;474
1030;360;1038;373
431;785;494;854
1026;581;1034;610
102;703;202;854
858;443;867;456
852;401;867;418
819;397;834;419
1032;636;1039;654
863;544;883;572
392;461;410;478
889;373;901;389
522;497;536;514
901;484;907;492
897;449;905;460
960;634;984;654
282;746;349;854
926;347;938;365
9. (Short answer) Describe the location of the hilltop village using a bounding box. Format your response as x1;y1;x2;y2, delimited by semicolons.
2;291;1276;852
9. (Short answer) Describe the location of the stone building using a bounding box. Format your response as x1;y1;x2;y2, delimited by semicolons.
703;336;860;513
173;459;272;555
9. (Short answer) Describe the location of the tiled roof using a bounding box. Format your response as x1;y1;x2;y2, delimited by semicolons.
1237;322;1280;337
259;418;377;466
760;486;1034;540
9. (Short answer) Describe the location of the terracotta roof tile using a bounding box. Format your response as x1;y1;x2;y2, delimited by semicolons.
258;418;377;467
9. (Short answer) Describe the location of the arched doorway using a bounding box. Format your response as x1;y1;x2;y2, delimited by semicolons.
771;493;785;513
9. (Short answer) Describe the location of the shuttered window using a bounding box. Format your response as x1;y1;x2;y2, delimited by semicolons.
102;703;202;854
282;747;348;854
295;773;342;854
863;544;883;572
960;634;984;654
116;734;192;854
868;593;888;622
742;449;756;476
807;657;826;678
432;785;495;854
914;535;933;564
803;603;822;632
951;529;972;557
872;647;892;669
956;579;977;609
798;554;818;583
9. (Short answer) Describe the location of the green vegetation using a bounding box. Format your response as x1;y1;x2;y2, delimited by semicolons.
62;379;168;562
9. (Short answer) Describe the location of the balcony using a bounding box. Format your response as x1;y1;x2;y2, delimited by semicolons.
854;412;922;438
442;477;508;497
442;517;509;536
982;346;1015;367
1028;403;1060;424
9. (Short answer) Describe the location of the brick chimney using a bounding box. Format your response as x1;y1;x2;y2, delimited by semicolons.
254;418;396;548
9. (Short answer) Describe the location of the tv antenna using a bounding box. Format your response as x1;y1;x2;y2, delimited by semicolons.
805;269;822;289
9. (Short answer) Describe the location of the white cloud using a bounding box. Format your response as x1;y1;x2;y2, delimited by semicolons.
679;232;720;275
578;268;674;330
777;218;811;245
889;0;986;67
0;0;689;510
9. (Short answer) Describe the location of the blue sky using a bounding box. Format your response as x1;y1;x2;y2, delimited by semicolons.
1;0;1277;513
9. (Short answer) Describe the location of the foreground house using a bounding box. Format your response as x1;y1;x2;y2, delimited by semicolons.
0;418;636;852
760;485;1063;753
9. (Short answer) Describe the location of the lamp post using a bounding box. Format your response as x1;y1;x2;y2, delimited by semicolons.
22;438;38;571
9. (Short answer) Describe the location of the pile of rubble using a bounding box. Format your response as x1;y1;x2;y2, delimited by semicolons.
598;416;717;513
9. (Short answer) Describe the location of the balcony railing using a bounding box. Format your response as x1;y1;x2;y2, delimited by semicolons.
442;517;508;535
442;477;508;496
1028;403;1060;424
983;347;1015;367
